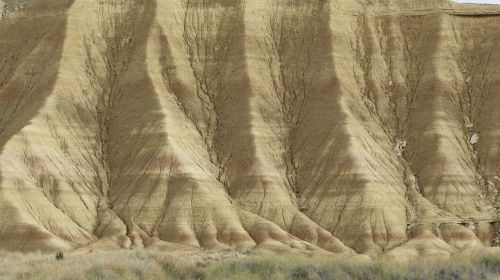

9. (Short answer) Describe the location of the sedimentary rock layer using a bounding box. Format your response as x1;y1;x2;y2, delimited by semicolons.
0;0;499;259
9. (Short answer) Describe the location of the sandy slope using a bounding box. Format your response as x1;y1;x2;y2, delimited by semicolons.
0;0;499;259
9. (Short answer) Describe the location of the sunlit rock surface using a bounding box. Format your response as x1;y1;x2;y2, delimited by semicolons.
0;0;499;259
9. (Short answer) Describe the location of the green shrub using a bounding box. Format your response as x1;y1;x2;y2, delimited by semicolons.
55;252;64;261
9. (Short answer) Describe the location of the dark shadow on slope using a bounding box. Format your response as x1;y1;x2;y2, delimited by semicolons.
215;0;357;252
284;1;384;253
401;11;485;219
0;0;75;148
100;0;168;234
156;0;258;247
472;17;500;205
0;0;76;251
452;15;500;244
400;14;445;209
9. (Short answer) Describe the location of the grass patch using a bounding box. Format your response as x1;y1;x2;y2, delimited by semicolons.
0;249;498;279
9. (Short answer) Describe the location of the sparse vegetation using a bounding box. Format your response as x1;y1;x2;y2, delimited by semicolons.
0;250;499;280
1;0;500;270
55;251;64;261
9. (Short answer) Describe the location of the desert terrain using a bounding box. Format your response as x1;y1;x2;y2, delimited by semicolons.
0;0;500;263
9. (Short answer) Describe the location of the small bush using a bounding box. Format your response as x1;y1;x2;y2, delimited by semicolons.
85;265;122;280
479;254;500;272
55;252;64;261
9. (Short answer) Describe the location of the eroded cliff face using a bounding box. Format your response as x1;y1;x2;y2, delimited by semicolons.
0;0;499;259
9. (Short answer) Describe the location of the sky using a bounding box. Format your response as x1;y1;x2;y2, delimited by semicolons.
453;0;500;4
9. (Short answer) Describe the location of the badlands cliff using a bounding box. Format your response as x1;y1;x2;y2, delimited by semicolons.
0;0;499;259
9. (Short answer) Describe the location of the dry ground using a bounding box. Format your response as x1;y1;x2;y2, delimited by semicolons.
0;249;499;279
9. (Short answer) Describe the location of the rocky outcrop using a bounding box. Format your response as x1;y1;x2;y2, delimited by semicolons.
1;0;31;19
0;0;499;259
